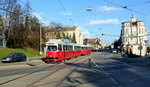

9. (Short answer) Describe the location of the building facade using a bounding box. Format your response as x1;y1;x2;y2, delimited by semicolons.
84;38;106;49
45;26;83;45
121;15;148;56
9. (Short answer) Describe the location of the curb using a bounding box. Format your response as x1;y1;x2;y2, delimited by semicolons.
0;60;45;69
26;60;45;66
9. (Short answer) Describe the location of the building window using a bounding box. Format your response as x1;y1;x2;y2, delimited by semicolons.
124;29;125;34
126;29;128;35
139;28;141;34
139;37;142;42
134;31;135;35
121;30;123;35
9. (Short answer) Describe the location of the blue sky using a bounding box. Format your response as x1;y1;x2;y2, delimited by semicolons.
20;0;150;45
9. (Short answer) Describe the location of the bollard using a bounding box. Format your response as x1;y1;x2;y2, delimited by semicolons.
88;58;92;68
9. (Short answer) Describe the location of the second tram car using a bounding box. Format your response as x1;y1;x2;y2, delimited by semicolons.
81;45;91;55
45;40;91;63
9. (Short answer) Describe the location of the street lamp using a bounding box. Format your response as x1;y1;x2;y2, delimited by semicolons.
86;7;92;11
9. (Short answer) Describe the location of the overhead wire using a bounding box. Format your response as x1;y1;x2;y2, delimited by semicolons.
126;1;150;7
102;0;149;17
18;0;51;21
19;0;75;25
0;0;26;16
58;0;74;24
0;0;51;22
0;8;16;14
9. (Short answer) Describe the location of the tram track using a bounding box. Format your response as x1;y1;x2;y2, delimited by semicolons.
55;64;83;87
0;65;47;77
0;55;91;87
0;64;56;85
25;56;89;87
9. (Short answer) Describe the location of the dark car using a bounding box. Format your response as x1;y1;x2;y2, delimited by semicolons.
1;53;27;63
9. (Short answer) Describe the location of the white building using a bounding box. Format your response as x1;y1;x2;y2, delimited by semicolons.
121;15;148;56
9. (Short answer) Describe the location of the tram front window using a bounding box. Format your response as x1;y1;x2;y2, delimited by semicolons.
47;46;57;52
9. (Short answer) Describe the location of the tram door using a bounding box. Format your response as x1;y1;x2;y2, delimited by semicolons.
63;45;67;60
58;44;63;60
127;48;131;55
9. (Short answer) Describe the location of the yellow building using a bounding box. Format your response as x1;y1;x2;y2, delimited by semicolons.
45;26;83;44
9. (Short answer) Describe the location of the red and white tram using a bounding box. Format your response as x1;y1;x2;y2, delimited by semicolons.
45;40;91;63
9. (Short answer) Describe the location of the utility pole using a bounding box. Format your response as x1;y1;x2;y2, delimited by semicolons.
39;24;42;55
130;15;135;55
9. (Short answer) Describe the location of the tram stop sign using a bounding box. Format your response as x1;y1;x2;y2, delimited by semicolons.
111;43;114;49
138;46;142;50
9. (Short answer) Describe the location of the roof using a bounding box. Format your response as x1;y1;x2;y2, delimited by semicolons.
84;38;99;43
62;26;76;31
47;26;77;32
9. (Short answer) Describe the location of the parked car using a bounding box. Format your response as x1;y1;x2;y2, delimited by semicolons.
112;49;117;53
1;53;27;63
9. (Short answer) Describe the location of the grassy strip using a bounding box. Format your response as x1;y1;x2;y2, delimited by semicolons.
0;48;41;58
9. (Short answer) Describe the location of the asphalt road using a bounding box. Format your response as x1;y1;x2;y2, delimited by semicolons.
0;52;150;87
90;52;150;87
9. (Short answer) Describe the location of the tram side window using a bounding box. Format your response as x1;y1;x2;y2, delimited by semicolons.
63;45;67;51
75;46;80;51
66;45;69;51
79;46;81;50
69;46;73;51
67;45;69;51
86;47;88;50
75;46;77;51
82;47;83;50
58;44;62;52
68;45;71;51
82;47;85;50
47;46;57;52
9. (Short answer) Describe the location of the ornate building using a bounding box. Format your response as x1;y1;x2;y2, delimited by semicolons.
121;15;148;56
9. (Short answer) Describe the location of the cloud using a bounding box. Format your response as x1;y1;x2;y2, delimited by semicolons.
88;19;119;25
99;6;122;12
78;27;91;38
31;12;44;20
62;12;72;15
31;12;52;25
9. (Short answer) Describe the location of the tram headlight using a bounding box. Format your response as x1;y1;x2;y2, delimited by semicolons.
50;55;52;57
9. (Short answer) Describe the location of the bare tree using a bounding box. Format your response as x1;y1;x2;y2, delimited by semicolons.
0;0;18;47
